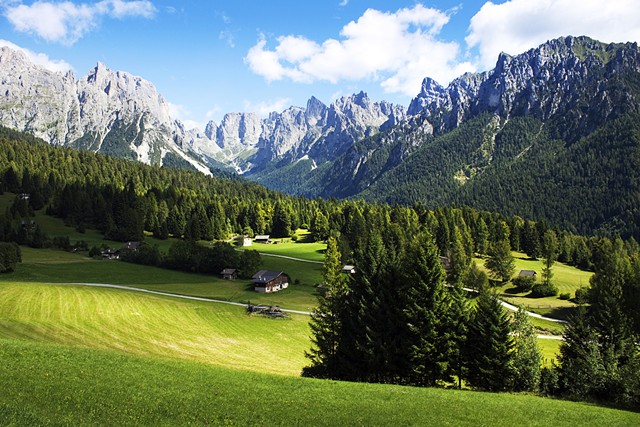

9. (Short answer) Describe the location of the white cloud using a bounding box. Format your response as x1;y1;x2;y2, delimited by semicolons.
167;102;204;131
339;0;349;6
467;0;640;70
245;4;473;95
0;39;72;72
243;98;292;117
3;0;156;45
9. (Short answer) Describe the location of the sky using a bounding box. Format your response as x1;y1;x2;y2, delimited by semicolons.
1;0;640;130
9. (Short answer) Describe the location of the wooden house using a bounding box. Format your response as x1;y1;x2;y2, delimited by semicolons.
252;270;289;293
254;235;271;244
122;241;141;251
518;270;537;279
221;268;238;280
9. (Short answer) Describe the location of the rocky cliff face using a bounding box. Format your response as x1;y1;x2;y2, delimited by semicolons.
0;46;214;173
408;36;640;140
201;91;405;173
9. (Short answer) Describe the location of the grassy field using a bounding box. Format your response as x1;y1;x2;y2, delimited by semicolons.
2;338;638;426
474;252;593;320
0;282;309;376
8;247;320;312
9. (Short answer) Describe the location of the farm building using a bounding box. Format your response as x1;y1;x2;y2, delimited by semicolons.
342;265;356;274
221;268;238;280
243;236;252;247
122;241;141;251
518;270;537;279
101;248;120;260
252;270;289;293
254;235;271;244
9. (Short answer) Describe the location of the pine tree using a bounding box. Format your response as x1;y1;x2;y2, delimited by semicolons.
541;230;558;286
511;306;542;391
444;281;469;388
403;231;448;386
557;305;606;399
304;237;347;379
484;238;515;282
465;287;514;391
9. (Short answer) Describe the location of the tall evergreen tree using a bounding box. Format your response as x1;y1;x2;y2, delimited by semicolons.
557;305;606;399
403;231;448;386
304;237;347;378
465;287;514;391
541;230;558;286
511;306;542;391
484;238;515;282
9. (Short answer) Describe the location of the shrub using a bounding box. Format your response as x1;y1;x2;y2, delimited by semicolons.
0;242;21;273
574;286;590;304
52;236;71;251
512;275;535;291
559;292;571;300
530;283;558;298
88;246;101;258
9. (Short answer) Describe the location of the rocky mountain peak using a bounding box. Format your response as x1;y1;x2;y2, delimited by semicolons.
408;35;640;139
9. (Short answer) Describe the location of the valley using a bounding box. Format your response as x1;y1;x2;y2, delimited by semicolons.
1;26;640;424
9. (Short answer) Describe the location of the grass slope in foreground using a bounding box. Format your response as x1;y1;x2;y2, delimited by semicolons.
2;339;638;426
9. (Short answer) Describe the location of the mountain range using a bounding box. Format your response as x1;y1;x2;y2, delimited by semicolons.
1;36;640;236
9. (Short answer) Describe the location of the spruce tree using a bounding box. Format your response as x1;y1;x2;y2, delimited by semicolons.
403;231;448;386
484;238;515;283
465;287;514;391
444;281;469;388
541;230;558;286
304;237;347;378
511;306;542;391
557;305;606;399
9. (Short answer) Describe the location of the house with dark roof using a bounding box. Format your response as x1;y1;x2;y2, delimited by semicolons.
518;270;537;279
252;270;289;293
221;268;238;280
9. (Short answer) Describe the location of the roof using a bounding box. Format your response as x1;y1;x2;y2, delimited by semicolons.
123;241;141;250
254;235;270;240
252;270;286;284
519;270;537;277
342;265;355;273
221;268;237;275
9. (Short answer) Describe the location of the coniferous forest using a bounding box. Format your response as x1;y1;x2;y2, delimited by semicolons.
1;125;639;408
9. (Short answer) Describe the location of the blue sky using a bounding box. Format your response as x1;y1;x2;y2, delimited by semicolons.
1;0;640;129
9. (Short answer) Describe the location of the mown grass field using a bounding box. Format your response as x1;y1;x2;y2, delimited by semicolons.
2;250;637;425
2;338;638;426
10;247;320;312
474;251;593;320
0;282;309;375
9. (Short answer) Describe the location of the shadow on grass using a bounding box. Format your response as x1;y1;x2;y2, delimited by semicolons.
542;306;577;321
503;286;526;295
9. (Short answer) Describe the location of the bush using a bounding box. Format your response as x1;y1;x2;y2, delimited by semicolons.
0;242;21;273
512;275;535;291
559;292;571;300
530;283;558;298
52;236;71;251
574;286;590;304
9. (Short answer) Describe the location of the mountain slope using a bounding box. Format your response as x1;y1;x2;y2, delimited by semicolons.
0;46;215;173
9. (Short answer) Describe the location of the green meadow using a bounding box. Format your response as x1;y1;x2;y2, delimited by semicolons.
2;338;638;426
3;199;628;425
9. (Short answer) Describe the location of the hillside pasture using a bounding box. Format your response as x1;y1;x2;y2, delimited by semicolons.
2;338;638;426
0;282;309;376
475;251;593;320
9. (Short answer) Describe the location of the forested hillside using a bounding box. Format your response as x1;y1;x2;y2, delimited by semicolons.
359;112;640;238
